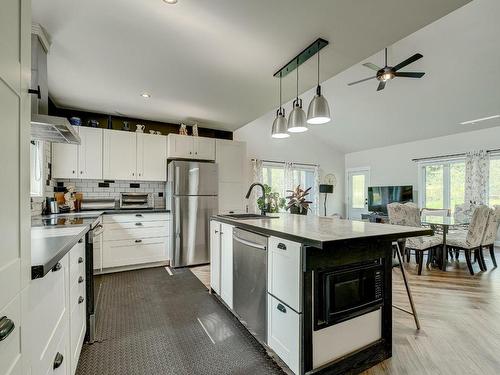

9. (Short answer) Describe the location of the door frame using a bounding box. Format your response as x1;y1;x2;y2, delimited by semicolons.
345;167;371;219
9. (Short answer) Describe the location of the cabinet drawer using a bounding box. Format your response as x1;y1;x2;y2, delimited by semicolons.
69;239;85;285
103;221;169;241
0;294;22;375
268;236;302;312
70;294;86;375
102;237;168;268
70;279;86;314
103;213;170;224
44;324;70;375
267;294;301;375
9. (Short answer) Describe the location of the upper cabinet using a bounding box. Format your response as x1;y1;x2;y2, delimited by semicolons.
136;133;167;181
52;126;103;179
103;129;137;180
167;134;215;160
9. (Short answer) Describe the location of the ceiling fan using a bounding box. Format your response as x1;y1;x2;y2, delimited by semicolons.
348;48;425;91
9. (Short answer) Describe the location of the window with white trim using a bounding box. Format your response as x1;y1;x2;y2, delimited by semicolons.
489;154;500;207
30;140;44;197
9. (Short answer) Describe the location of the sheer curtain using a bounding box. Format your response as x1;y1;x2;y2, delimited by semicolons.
313;165;320;216
250;159;263;213
464;150;489;206
284;162;294;196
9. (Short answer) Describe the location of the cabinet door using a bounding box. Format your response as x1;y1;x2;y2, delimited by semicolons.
103;129;137;180
220;223;234;309
52;127;79;179
78;126;102;179
194;137;215;160
216;140;247;214
137;133;167;181
210;221;221;294
167;134;194;159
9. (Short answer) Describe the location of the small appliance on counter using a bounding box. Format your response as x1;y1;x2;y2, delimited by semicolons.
80;198;117;211
120;193;154;210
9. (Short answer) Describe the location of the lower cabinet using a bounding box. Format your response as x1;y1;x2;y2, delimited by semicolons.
209;220;234;309
209;221;221;294
267;294;301;375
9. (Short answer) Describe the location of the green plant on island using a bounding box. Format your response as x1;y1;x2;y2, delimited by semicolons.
257;184;286;213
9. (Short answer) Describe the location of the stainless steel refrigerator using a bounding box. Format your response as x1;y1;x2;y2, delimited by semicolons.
168;160;218;268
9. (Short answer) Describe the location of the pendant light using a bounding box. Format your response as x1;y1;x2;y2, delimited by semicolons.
307;42;331;124
287;58;308;133
271;73;290;138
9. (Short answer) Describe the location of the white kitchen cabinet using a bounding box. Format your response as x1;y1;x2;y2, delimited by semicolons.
52;129;79;179
103;129;137;180
220;223;234;309
136;133;167;181
215;139;247;214
267;294;301;375
78;126;103;179
209;221;221;294
167;134;215;160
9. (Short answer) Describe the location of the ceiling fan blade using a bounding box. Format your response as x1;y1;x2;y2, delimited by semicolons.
347;76;377;86
377;81;386;91
362;62;381;71
393;53;423;71
394;72;425;78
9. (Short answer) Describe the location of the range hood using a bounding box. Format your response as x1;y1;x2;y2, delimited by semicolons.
31;25;80;144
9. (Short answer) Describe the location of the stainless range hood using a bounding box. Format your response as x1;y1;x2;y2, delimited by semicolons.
31;25;80;144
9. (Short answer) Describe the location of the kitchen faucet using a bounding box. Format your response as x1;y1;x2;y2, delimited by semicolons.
245;183;267;216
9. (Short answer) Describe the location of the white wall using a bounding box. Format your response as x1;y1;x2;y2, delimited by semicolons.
234;110;345;216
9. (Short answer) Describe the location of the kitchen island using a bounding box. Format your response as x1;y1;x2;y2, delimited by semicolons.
210;214;432;375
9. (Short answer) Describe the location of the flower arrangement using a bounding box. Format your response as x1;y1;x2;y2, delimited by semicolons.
286;185;312;215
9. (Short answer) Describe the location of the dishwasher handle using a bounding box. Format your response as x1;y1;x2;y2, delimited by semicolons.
233;235;267;251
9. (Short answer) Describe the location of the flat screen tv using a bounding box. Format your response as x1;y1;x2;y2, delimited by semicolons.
368;185;413;214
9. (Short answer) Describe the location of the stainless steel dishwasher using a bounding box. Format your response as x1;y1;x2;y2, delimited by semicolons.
233;228;268;344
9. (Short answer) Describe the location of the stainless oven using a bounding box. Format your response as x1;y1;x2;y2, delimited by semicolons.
315;260;384;329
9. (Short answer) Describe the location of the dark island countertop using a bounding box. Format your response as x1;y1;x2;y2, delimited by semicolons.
213;214;433;248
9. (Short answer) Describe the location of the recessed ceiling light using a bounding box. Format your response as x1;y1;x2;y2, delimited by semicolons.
163;0;178;4
460;115;500;125
141;93;151;98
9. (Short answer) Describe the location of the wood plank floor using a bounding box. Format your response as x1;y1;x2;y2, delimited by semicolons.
191;249;500;375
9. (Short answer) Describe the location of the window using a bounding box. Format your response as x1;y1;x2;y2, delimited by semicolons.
351;174;366;209
30;141;44;197
420;159;465;212
489;156;500;206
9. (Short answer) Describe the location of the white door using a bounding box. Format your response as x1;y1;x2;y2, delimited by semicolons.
193;137;215;160
103;129;137;180
167;134;193;159
78;126;103;179
0;0;30;373
220;223;233;309
347;169;370;219
136;133;167;181
209;221;221;294
52;127;78;179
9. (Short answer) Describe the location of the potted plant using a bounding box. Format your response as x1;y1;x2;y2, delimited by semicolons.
257;184;286;214
286;185;312;215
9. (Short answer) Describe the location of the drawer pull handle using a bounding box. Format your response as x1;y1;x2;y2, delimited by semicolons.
78;296;84;304
53;352;64;369
52;262;62;272
0;316;15;341
277;303;287;313
78;238;84;243
214;230;219;234
277;243;287;250
78;257;84;264
135;214;143;217
135;222;143;226
135;239;142;243
78;276;84;283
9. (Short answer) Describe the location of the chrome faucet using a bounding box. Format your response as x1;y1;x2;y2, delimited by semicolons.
245;183;267;216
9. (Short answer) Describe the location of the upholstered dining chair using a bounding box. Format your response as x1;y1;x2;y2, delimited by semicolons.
421;208;450;217
480;205;500;268
387;202;443;275
445;205;491;275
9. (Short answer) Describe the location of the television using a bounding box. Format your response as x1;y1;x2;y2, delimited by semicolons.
368;185;413;214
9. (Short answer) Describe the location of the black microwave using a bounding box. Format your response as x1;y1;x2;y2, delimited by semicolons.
314;261;384;329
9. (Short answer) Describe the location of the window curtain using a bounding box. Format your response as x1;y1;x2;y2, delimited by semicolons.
464;150;489;206
313;165;320;216
250;159;263;213
284;162;294;195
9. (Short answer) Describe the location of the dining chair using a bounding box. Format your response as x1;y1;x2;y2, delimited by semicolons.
445;205;491;275
480;205;500;268
387;202;443;275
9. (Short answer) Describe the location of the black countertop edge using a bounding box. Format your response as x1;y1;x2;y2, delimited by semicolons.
211;216;433;249
31;225;90;280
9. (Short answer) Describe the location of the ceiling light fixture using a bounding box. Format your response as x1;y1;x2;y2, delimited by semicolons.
460;115;500;125
307;41;331;125
141;93;151;98
271;73;289;139
288;58;308;133
163;0;178;4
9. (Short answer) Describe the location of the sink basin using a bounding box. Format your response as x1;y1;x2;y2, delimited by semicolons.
220;214;278;220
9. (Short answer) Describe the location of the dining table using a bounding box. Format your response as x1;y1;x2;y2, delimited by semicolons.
421;215;470;271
